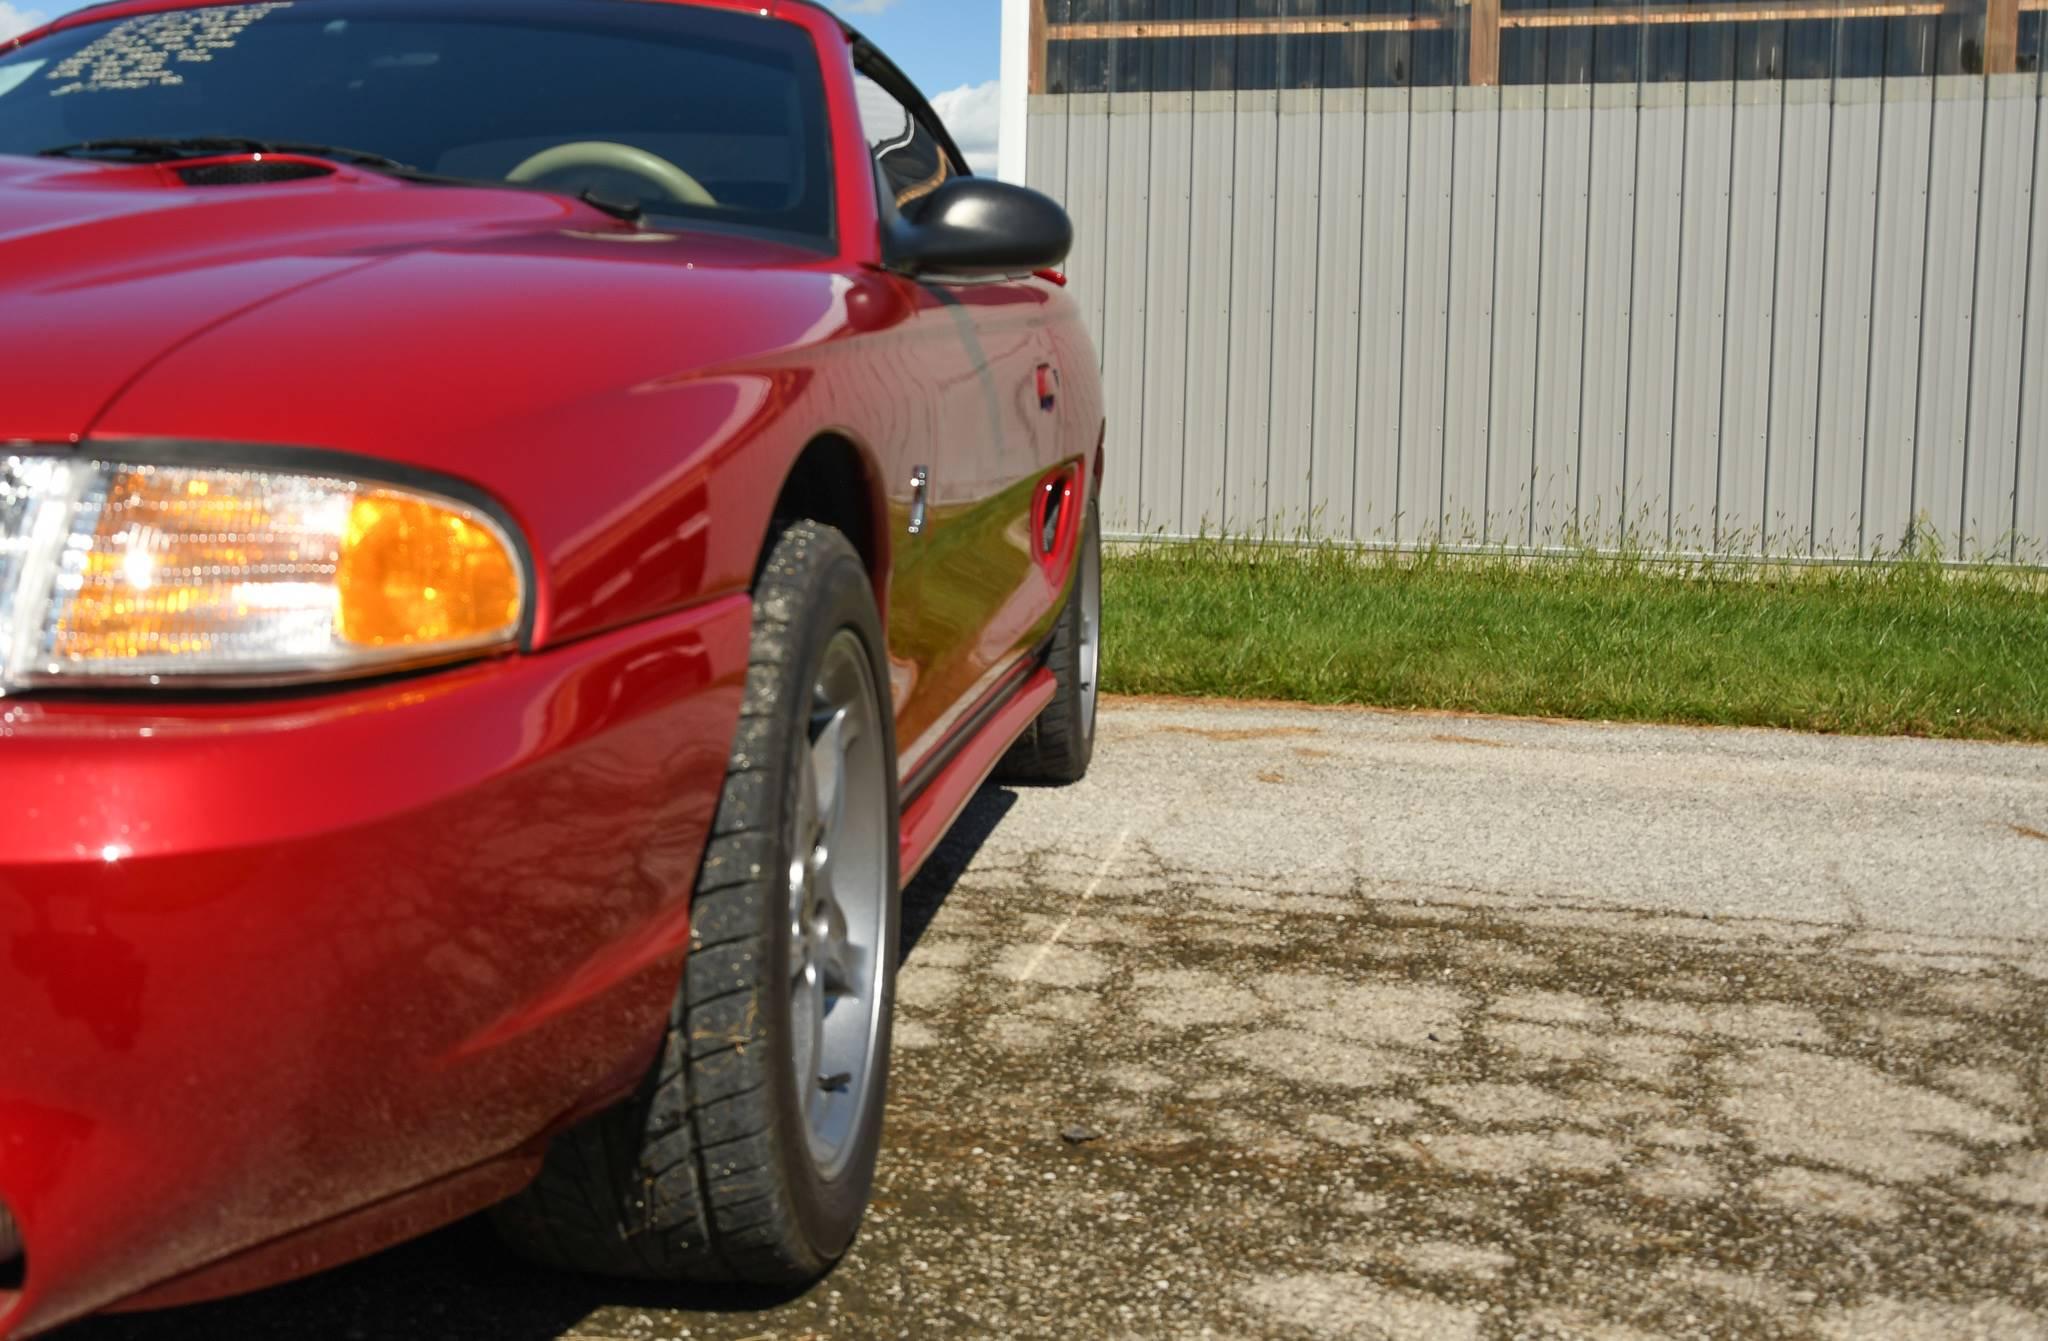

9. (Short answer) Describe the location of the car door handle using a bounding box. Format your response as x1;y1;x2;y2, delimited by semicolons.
908;465;929;535
1036;364;1059;412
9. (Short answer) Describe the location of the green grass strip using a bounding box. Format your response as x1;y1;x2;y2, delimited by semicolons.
1101;540;2048;742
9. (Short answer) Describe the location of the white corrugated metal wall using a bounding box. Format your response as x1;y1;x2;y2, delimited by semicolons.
1028;74;2048;560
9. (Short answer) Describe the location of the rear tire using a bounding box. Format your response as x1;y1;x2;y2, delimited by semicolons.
1000;500;1100;785
493;520;899;1285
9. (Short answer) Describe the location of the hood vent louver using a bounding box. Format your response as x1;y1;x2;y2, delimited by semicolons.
176;160;334;187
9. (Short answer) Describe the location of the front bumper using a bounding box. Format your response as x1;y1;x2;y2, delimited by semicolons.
0;595;750;1339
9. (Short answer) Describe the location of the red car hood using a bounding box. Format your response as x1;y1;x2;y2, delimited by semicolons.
0;151;867;646
0;154;710;442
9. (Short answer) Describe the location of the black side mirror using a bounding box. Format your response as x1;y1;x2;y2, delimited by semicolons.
885;177;1073;279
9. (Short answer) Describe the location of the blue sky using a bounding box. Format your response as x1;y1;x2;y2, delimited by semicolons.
822;0;1000;96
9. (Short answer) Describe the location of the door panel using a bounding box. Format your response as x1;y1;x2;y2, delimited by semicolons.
886;275;1068;783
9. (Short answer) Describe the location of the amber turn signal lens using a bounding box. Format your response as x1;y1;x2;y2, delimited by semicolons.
338;493;523;649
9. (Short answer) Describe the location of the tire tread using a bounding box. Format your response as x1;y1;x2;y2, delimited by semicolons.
493;521;889;1286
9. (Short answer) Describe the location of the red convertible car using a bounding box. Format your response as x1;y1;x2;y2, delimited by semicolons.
0;0;1102;1333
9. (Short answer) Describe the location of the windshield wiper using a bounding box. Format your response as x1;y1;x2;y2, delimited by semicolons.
38;137;426;177
573;188;644;224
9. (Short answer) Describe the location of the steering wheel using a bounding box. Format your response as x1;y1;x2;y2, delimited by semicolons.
505;141;717;208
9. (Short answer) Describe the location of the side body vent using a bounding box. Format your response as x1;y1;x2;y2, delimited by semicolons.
176;160;334;187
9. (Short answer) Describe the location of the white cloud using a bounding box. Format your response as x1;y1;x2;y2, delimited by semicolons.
827;0;901;15
930;79;1000;176
0;3;47;41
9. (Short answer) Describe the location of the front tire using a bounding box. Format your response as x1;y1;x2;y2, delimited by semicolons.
494;520;899;1285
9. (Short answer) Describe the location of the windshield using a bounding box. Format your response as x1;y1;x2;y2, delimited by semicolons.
0;0;835;244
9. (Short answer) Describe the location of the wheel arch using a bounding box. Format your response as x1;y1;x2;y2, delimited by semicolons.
763;433;892;599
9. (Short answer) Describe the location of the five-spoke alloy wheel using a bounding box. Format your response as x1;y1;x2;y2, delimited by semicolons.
786;630;889;1180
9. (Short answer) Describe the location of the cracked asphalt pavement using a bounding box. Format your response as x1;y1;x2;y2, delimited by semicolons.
74;699;2048;1339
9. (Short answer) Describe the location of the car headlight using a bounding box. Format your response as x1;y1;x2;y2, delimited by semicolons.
0;454;527;691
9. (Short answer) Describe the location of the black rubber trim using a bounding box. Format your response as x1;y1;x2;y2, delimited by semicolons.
899;628;1058;806
2;437;540;651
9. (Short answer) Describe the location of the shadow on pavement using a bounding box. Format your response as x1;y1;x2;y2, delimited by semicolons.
68;1218;813;1341
902;785;1018;961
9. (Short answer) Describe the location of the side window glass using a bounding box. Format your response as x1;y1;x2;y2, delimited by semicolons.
854;72;952;213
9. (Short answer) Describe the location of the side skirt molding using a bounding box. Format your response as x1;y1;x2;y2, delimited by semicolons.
897;667;1056;885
